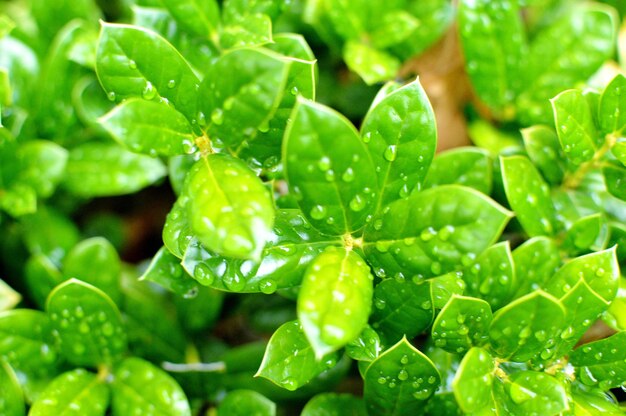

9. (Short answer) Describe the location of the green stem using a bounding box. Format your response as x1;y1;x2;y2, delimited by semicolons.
563;134;618;189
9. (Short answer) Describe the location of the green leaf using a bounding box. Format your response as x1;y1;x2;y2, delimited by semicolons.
562;213;609;255
199;48;290;149
511;237;561;299
612;141;626;166
217;390;275;416
571;331;626;390
544;247;619;303
182;209;339;292
346;325;382;363
360;78;437;207
183;154;274;260
342;41;400;85
99;98;196;157
370;11;419;49
96;22;200;121
430;272;466;309
63;237;122;305
363;185;511;279
0;309;58;380
301;393;366;416
16;140;68;198
63;143;167;197
462;242;516;310
364;337;440;415
598;74;626;136
284;98;377;235
160;0;220;39
140;246;199;298
0;183;36;217
521;125;566;185
256;321;340;391
163;196;193;259
47;279;126;367
432;295;492;355
112;357;191;416
219;13;272;50
551;89;600;165
173;285;224;333
370;278;434;345
488;291;565;362
516;3;618;124
29;369;109;416
424;147;492;195
501;155;557;236
20;206;80;260
0;279;20;311
0;361;24;416
452;347;495;414
298;247;373;358
603;164;626;201
505;371;568;415
458;0;526;113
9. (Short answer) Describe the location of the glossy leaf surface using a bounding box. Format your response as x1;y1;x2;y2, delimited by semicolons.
506;371;568;415
452;347;495;413
217;390;275;416
521;125;566;185
431;295;492;354
424;147;492;195
301;393;366;416
598;74;626;136
512;237;560;299
140;246;199;298
570;331;626;389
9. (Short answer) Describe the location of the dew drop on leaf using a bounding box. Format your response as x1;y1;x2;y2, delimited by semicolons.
384;145;397;162
310;205;327;220
211;108;224;125
142;81;156;100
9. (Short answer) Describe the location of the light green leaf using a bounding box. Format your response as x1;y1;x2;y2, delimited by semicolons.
0;183;36;217
511;237;561;299
432;295;492;355
505;371;568;415
0;361;24;416
343;41;400;85
301;393;366;416
562;213;609;255
284;98;378;235
452;347;495;414
571;331;626;390
521;125;566;185
99;98;196;156
424;147;492;195
489;291;565;362
217;390;275;416
220;13;272;50
162;196;193;259
298;247;373;358
0;279;20;311
140;246;198;298
29;369;109;416
603;164;626;201
160;0;220;39
112;357;191;416
47;279;126;367
361;78;437;207
551;89;600;165
255;321;340;391
501;155;557;236
370;11;419;49
364;337;440;415
363;185;511;279
598;74;626;136
199;48;290;149
183;154;274;260
63;143;167;197
96;22;200;121
458;0;526;114
346;325;382;363
16;140;68;198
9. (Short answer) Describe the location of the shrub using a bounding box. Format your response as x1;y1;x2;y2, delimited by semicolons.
0;0;625;415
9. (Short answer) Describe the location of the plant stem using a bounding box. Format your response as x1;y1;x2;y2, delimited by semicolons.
563;134;617;189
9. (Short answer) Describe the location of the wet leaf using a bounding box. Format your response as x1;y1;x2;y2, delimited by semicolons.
301;393;366;416
424;147;492;195
217;390;275;416
452;347;495;413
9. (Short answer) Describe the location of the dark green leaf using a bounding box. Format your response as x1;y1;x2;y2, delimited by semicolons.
63;237;122;305
431;295;492;354
364;337;440;415
19;206;80;260
452;347;495;413
63;143;167;197
47;279;126;367
603;164;626;200
363;185;511;279
182;209;339;292
298;247;373;357
140;246;199;298
112;357;191;416
183;154;274;260
462;241;516;310
99;98;196;156
256;321;340;391
29;369;109;416
284;98;378;235
0;361;24;416
521;125;566;185
458;0;526;113
217;390;275;416
551;89;600;165
301;393;366;416
501;155;557;236
96;22;200;121
370;279;433;345
598;74;626;136
489;291;565;362
173;285;224;333
424;147;492;195
511;237;561;299
361;78;437;207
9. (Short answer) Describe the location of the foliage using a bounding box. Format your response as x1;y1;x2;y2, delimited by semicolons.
1;0;626;414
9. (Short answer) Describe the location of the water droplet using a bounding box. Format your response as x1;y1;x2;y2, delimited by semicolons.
142;81;157;100
349;194;366;212
259;279;277;294
342;167;355;182
290;86;299;95
197;111;207;127
373;219;383;230
281;377;297;390
102;322;114;336
318;157;331;171
363;132;371;143
384;145;397;161
310;205;327;220
399;183;410;198
129;59;137;69
211;108;224;125
430;262;442;275
193;263;215;285
437;225;454;241
413;389;431;400
398;370;409;381
420;227;436;241
107;91;116;101
374;298;386;310
421;300;432;310
167;79;176;88
378;376;387;384
400;355;409;365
